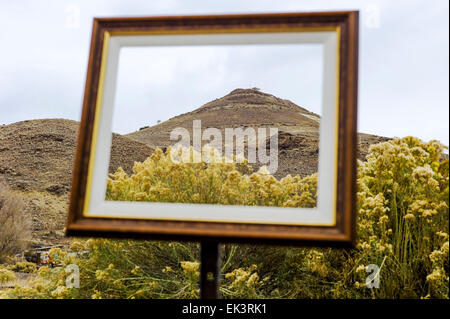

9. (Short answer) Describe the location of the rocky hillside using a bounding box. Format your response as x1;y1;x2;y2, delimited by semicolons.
0;119;153;246
0;119;153;193
127;88;321;147
127;88;389;178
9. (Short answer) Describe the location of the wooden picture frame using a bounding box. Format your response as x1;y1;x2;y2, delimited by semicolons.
66;11;359;247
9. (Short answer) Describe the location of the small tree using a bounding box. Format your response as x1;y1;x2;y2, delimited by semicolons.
0;182;30;262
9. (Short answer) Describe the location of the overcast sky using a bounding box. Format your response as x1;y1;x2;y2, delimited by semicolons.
0;0;448;145
113;44;323;134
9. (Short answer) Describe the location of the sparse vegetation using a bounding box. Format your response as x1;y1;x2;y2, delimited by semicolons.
0;182;30;262
106;145;317;207
0;268;15;284
7;261;36;273
1;137;447;299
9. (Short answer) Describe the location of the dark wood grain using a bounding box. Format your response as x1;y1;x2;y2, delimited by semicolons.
67;11;359;247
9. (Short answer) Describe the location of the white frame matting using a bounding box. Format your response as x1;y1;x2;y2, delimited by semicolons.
84;31;339;226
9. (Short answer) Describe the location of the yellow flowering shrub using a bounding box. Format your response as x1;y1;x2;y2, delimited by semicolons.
69;241;86;252
7;261;36;273
106;147;317;208
223;265;264;298
353;137;448;298
2;137;448;299
0;268;15;284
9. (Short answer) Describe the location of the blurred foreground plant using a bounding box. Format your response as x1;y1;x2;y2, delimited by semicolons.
2;137;448;299
0;182;30;263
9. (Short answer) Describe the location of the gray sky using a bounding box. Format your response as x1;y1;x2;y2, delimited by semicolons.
0;0;448;145
113;44;323;134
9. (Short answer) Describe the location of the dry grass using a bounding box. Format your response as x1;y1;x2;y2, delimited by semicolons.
0;181;31;262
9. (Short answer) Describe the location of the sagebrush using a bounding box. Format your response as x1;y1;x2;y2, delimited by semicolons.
1;137;448;299
0;182;30;263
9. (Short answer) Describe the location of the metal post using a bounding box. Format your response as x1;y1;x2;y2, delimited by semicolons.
200;241;221;299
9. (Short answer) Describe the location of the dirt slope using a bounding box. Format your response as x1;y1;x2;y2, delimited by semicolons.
0;119;153;246
0;119;153;193
0;90;389;246
127;88;389;178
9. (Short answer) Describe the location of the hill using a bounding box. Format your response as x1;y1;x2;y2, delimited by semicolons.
0;119;153;193
0;119;153;246
127;88;389;178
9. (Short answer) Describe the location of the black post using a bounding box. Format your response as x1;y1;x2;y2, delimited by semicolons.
200;241;221;299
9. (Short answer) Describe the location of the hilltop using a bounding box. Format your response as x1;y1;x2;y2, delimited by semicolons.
127;88;321;147
127;88;389;178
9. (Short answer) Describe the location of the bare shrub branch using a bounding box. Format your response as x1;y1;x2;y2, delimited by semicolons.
0;181;31;262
